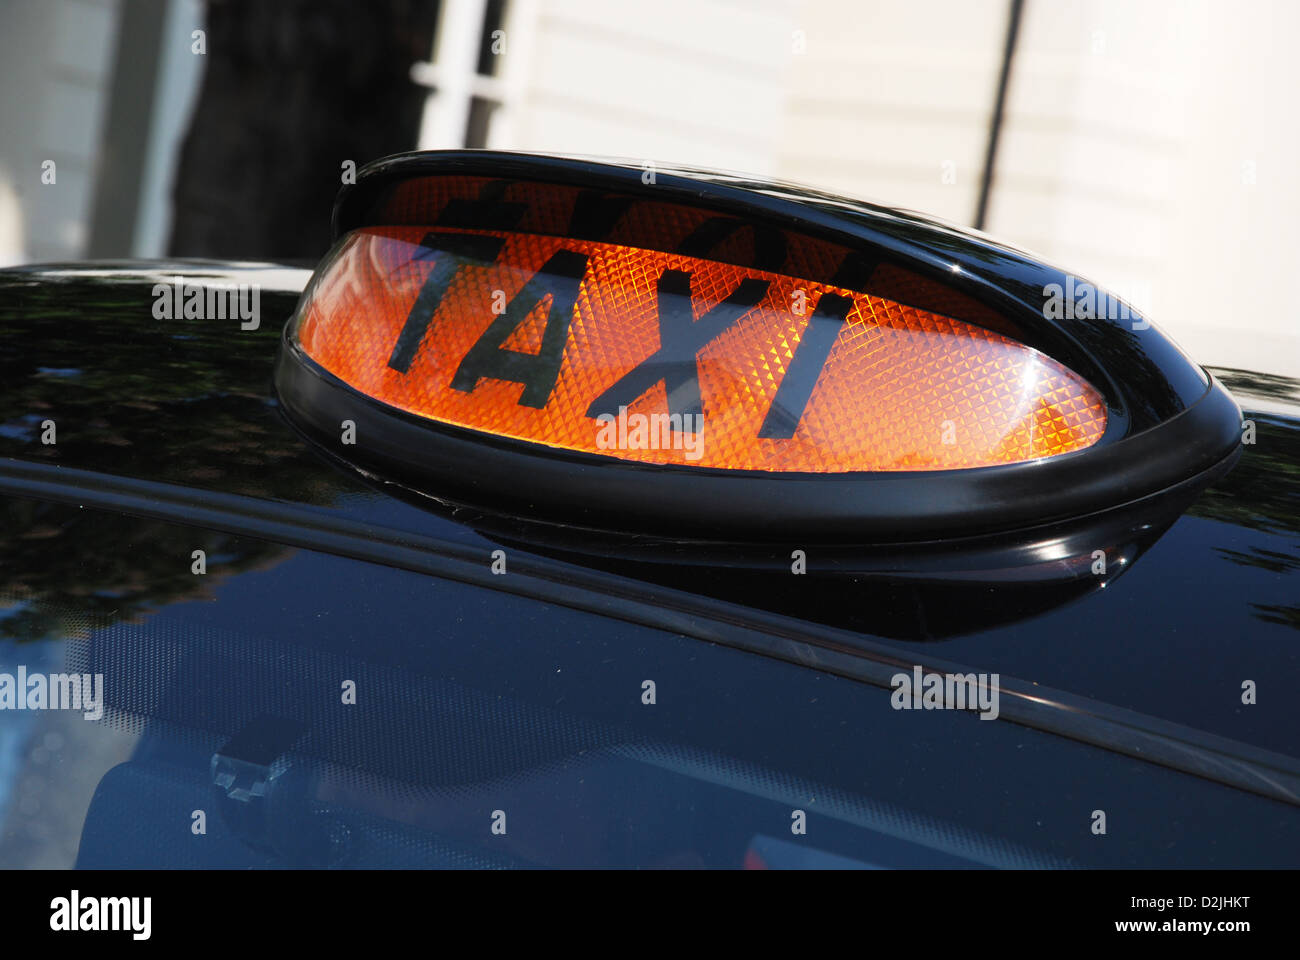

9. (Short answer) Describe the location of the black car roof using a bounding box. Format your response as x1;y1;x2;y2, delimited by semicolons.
1;263;1298;807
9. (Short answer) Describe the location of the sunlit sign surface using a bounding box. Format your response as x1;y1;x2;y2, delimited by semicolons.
294;225;1106;472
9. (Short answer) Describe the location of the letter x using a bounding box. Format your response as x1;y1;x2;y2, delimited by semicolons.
586;269;770;424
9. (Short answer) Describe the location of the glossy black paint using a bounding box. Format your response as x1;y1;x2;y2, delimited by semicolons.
2;269;1298;731
0;262;1297;865
278;152;1242;545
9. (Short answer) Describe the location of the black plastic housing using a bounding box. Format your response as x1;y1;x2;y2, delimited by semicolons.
276;150;1243;545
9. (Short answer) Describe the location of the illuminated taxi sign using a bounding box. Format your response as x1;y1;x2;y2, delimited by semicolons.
275;153;1247;545
293;225;1106;472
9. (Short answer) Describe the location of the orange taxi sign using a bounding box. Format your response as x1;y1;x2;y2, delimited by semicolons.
293;225;1106;473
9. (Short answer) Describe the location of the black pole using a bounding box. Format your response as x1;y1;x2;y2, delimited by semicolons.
974;0;1024;231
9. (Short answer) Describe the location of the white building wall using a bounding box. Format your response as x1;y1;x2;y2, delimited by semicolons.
989;0;1300;376
0;0;121;264
489;0;800;175
776;0;1010;226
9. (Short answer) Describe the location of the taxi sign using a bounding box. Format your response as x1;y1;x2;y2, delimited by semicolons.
275;151;1242;543
294;224;1106;473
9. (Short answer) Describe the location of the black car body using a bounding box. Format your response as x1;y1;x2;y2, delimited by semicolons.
0;156;1296;869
